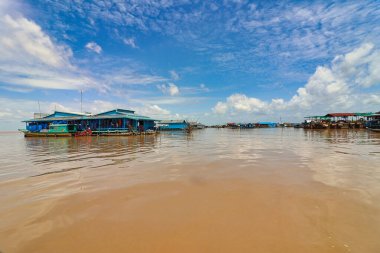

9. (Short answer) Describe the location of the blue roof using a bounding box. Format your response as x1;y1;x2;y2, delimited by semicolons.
23;108;155;122
94;108;135;116
44;111;89;118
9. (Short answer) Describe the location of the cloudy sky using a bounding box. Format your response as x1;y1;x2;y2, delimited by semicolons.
0;0;380;130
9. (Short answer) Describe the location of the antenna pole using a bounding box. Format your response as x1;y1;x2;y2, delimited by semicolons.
38;100;41;115
81;90;83;113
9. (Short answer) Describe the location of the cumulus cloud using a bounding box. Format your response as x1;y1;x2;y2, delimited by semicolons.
287;43;380;110
157;83;180;96
0;14;97;90
136;104;170;116
212;94;276;114
123;37;138;48
85;41;102;54
212;101;228;114
226;94;267;113
213;43;380;117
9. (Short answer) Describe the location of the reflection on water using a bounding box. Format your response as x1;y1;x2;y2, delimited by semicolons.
1;129;380;192
0;129;380;253
299;129;380;196
1;134;159;179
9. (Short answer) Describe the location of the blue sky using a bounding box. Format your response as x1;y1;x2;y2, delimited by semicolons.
0;0;380;130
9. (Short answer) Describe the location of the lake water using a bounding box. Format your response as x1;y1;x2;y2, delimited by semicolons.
0;129;380;253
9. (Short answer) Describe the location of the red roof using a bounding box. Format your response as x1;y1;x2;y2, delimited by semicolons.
325;113;355;117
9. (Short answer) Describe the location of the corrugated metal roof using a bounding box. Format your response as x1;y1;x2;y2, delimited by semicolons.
44;111;91;118
325;113;356;117
23;114;157;122
94;108;135;116
355;112;374;117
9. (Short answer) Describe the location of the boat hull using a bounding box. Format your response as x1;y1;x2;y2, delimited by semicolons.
24;132;73;137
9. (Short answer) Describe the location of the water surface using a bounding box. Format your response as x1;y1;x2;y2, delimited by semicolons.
0;129;379;252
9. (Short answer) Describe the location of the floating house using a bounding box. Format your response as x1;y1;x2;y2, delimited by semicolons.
226;123;255;129
226;123;239;129
303;112;377;129
366;112;380;130
238;123;255;129
305;112;374;122
156;120;189;130
23;108;156;134
223;122;278;128
189;121;206;129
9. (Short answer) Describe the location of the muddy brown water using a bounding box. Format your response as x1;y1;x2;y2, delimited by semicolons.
0;129;379;253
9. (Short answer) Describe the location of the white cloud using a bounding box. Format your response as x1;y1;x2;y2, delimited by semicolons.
168;83;180;96
288;42;380;109
169;70;180;80
136;104;170;116
337;43;380;88
85;41;102;54
86;100;119;114
212;53;235;63
123;37;138;48
0;14;97;90
179;83;210;95
0;97;74;130
363;94;380;105
212;101;228;114
157;83;180;96
0;0;27;21
35;1;380;75
213;43;380;118
103;69;167;86
1;15;72;67
212;94;269;115
227;94;267;113
131;96;206;105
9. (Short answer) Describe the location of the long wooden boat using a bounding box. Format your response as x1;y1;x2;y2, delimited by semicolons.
20;123;78;137
23;132;73;137
366;121;380;132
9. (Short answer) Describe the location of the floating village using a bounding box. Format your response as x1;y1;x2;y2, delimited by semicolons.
19;109;380;137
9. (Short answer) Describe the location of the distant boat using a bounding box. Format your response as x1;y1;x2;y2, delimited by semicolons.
366;113;380;132
156;120;189;131
189;122;206;129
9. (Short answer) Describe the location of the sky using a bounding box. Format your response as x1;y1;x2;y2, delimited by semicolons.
0;0;380;130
